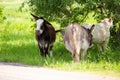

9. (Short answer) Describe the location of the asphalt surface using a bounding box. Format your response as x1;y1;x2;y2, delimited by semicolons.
0;62;120;80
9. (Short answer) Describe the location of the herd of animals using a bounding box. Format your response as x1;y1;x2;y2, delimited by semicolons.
31;13;113;62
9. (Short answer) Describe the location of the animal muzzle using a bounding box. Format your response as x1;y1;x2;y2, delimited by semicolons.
36;30;40;35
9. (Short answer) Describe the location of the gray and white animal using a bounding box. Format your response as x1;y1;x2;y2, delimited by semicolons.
82;18;113;52
64;23;94;62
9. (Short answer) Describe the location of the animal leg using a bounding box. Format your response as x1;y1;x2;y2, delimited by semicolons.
38;44;44;56
73;49;79;62
43;43;49;57
72;42;80;62
81;50;87;60
45;47;49;57
97;44;102;53
103;39;109;51
40;48;46;57
49;45;53;57
73;53;79;62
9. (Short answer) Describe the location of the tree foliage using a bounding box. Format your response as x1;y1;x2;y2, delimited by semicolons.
28;0;120;26
28;0;120;41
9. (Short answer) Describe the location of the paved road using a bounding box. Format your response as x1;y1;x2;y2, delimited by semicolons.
0;62;119;80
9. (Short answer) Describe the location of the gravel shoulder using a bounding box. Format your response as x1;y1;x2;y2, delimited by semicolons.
0;62;120;80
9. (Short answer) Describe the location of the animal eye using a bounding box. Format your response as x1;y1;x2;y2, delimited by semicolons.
41;26;44;29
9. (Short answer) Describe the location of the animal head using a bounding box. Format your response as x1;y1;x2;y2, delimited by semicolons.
83;25;95;48
31;13;45;35
101;17;113;28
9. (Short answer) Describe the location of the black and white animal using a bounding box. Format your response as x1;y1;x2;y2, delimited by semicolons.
64;23;94;62
31;13;62;57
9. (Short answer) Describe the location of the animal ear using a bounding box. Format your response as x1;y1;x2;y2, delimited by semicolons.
90;24;95;32
31;13;39;20
109;17;112;22
40;17;44;19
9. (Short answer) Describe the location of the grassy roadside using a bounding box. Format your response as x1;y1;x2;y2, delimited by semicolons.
0;0;120;78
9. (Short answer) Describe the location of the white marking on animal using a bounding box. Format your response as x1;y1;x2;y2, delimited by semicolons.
39;40;45;48
39;42;42;47
50;50;53;57
36;19;44;34
49;43;53;47
45;43;48;48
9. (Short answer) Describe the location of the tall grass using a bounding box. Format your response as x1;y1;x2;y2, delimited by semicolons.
0;0;120;77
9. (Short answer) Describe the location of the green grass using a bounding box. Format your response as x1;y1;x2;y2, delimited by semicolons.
0;0;120;78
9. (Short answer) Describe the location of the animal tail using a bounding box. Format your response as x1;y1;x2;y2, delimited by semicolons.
90;24;95;32
55;29;64;33
31;13;36;18
55;29;65;37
